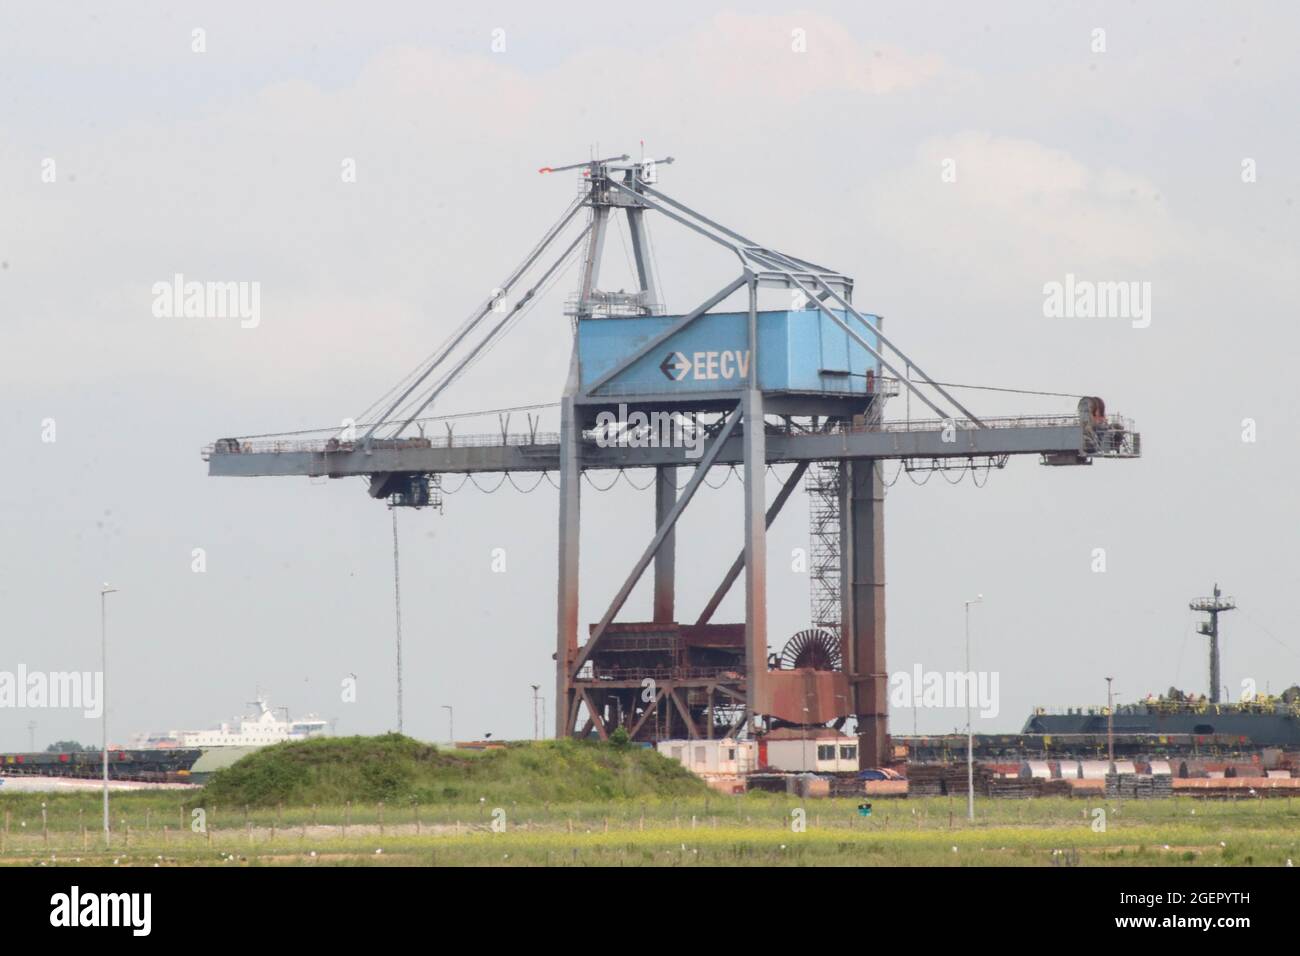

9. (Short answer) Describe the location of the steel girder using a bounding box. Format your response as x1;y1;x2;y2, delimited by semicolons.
206;422;1095;478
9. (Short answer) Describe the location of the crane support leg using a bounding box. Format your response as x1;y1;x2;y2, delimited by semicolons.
845;458;888;768
653;467;676;623
555;393;581;738
743;387;768;725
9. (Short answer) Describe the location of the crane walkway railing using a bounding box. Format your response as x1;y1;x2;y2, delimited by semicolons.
203;412;1138;461
202;432;563;459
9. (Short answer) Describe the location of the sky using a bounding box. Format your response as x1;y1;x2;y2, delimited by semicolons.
1;1;1298;750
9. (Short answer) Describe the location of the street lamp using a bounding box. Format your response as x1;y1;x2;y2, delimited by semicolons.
441;705;454;747
1105;677;1114;768
391;510;404;736
100;583;118;847
964;594;983;822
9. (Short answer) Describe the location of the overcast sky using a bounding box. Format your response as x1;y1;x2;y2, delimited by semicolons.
2;1;1298;749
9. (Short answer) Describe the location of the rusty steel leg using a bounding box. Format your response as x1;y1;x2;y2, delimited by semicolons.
628;692;663;740
555;392;581;737
666;687;699;739
581;689;609;740
723;700;748;738
567;689;584;737
846;458;888;768
653;466;676;623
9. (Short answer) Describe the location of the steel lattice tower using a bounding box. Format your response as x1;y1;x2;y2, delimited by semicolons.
1190;583;1236;704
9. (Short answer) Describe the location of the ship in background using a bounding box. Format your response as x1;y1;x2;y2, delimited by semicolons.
131;695;331;749
1023;585;1300;748
1023;689;1300;748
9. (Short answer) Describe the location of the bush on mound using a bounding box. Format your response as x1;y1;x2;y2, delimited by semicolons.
201;734;709;807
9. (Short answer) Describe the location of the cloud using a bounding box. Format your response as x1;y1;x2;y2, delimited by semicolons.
864;132;1185;284
674;12;946;99
1;11;950;397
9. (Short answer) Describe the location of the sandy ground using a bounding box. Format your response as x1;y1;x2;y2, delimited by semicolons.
0;775;198;793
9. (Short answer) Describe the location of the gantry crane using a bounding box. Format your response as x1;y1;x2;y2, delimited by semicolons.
204;152;1140;767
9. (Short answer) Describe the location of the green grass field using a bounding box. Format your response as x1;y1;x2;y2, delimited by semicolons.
2;737;1296;866
2;793;1296;867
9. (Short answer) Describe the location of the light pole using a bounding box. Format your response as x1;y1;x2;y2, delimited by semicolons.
391;510;404;735
100;583;118;846
530;685;540;741
441;705;454;747
964;594;982;822
1105;676;1114;768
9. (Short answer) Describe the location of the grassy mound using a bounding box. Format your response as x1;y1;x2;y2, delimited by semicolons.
201;734;709;807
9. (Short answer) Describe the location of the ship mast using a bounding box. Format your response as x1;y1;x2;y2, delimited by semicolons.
1190;584;1236;704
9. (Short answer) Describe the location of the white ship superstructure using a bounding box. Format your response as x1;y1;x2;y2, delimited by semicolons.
132;696;330;749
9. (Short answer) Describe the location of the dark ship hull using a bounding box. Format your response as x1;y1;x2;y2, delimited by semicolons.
1023;586;1300;749
1023;709;1300;748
